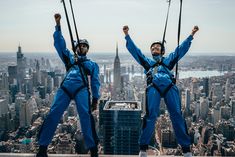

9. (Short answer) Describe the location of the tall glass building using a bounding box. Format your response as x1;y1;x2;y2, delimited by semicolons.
102;101;141;155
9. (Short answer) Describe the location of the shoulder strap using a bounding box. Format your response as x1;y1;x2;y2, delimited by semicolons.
77;61;89;87
65;56;89;87
150;57;164;69
62;53;73;72
147;57;175;84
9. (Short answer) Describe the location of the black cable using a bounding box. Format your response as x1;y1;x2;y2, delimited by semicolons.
175;0;183;82
161;0;171;56
61;0;76;53
69;0;82;53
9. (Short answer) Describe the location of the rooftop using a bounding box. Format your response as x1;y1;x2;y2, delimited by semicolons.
0;154;188;157
0;154;217;157
104;101;141;111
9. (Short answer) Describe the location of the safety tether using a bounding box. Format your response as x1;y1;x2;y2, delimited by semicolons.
61;0;77;53
161;0;171;56
69;0;82;54
60;0;90;97
175;0;183;82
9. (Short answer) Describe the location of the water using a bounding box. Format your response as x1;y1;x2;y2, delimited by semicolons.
179;70;226;79
104;70;228;83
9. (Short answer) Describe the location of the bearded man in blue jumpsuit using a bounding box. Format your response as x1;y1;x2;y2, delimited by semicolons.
36;13;100;157
123;25;199;157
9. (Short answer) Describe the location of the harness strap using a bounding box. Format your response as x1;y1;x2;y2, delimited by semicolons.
75;63;89;87
73;85;87;98
65;59;89;87
60;85;87;100
62;60;89;88
161;82;174;97
151;83;164;97
60;85;73;99
151;82;175;98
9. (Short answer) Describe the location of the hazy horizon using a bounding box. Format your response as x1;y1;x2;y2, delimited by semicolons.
0;51;235;57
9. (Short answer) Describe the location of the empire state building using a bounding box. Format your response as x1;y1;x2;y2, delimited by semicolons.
113;43;121;96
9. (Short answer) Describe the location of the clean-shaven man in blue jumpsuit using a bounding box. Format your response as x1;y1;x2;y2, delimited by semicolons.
36;13;100;157
123;25;199;157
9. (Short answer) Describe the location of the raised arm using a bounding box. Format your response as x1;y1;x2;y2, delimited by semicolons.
166;26;199;69
53;13;73;67
123;25;151;71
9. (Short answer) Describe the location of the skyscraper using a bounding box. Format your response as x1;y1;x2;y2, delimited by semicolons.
131;65;135;75
195;101;200;119
225;78;231;102
98;95;110;144
0;98;8;116
113;43;121;98
0;73;9;90
16;44;26;92
200;97;209;120
8;65;17;85
24;76;33;95
211;108;220;125
160;129;177;148
103;101;141;155
212;83;223;102
191;78;199;101
185;89;191;113
40;70;48;87
202;77;209;97
36;60;41;85
47;75;54;93
220;105;231;120
19;97;38;127
231;100;235;117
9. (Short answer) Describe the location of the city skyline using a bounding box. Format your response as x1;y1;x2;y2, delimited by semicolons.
0;0;235;54
0;44;235;156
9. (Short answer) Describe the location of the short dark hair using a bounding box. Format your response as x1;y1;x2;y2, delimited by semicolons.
150;41;165;52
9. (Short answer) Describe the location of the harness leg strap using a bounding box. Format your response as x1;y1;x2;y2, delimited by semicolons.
151;83;164;97
151;82;175;97
162;83;174;97
73;85;87;98
60;86;73;99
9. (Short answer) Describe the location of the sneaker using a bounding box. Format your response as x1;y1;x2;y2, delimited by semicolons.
90;146;98;157
36;152;48;157
36;145;48;157
90;151;98;157
183;152;192;157
139;150;147;157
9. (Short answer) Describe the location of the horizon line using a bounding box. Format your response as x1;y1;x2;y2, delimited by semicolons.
0;51;235;56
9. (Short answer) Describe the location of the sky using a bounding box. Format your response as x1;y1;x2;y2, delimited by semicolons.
0;0;235;55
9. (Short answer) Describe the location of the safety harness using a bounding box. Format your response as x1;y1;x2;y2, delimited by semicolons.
60;56;90;100
60;0;91;100
145;0;182;97
146;57;176;98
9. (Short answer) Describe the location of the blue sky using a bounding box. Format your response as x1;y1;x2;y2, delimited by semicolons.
0;0;235;55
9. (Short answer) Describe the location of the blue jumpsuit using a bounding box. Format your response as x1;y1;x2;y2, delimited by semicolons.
125;34;193;150
38;25;100;150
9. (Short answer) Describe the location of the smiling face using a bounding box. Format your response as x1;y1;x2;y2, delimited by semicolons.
151;43;163;55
